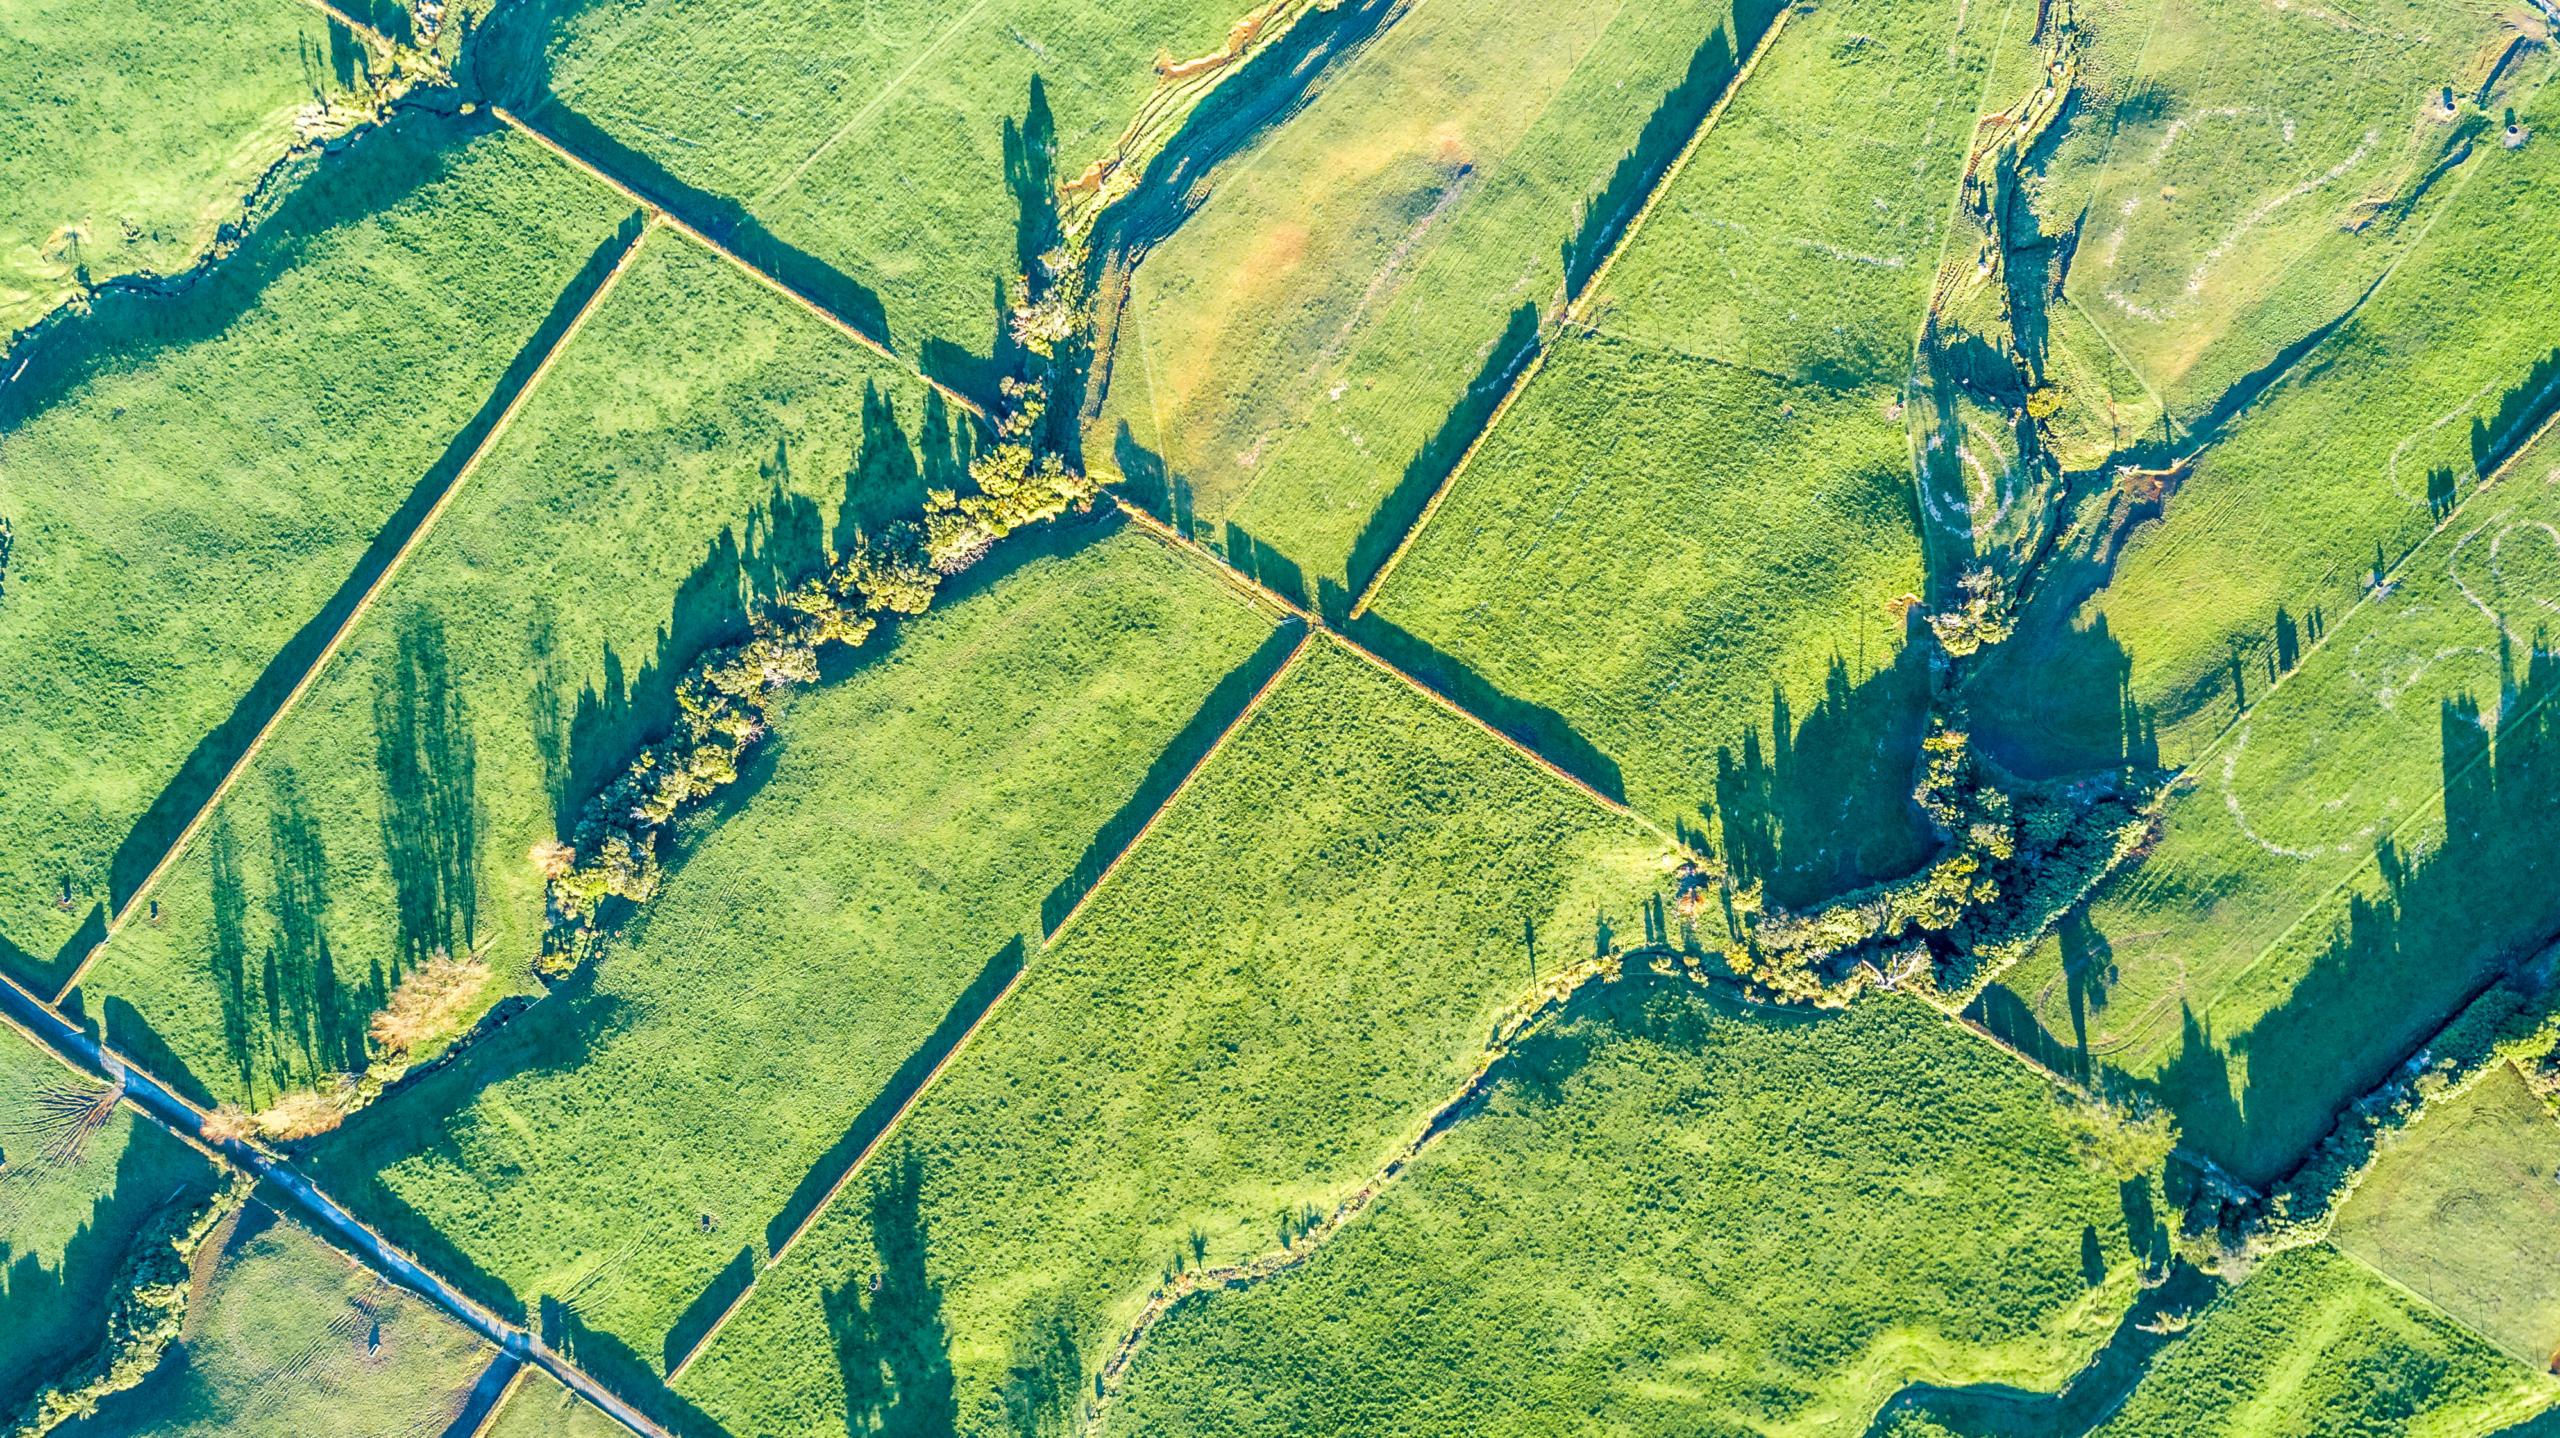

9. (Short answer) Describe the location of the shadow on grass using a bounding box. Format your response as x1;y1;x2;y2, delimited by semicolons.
1041;622;1302;938
541;1296;734;1438
1967;609;2159;781
824;1149;956;1438
2116;638;2560;1186
1711;639;1934;911
1863;1263;2220;1438
98;206;647;932
1333;606;1627;805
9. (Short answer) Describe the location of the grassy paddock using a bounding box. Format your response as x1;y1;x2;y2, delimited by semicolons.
0;1023;221;1414
1094;0;1773;599
2088;1244;2553;1438
0;0;365;342
473;0;1249;379
483;1365;627;1438
79;234;956;1110
673;641;1662;1438
2334;1061;2560;1369
0;112;628;990
1104;979;2154;1438
298;524;1275;1384
60;1197;493;1438
2062;0;2544;429
1980;70;2560;771
1976;419;2560;1183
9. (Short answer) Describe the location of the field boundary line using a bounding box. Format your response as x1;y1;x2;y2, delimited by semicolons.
294;0;396;51
1041;627;1315;949
461;1355;538;1438
52;217;655;1006
1347;3;1793;620
1108;496;1666;840
1109;496;1313;620
0;968;674;1438
488;107;991;425
664;960;1038;1380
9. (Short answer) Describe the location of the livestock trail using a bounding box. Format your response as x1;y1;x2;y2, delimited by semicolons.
50;214;656;1007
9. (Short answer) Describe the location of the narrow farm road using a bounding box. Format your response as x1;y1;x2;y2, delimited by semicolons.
0;969;672;1438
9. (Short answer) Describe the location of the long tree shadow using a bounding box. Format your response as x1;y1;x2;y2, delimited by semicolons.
824;1149;956;1438
1335;607;1627;805
2141;635;2560;1185
1042;623;1301;938
88;205;645;981
2474;346;2560;479
465;16;909;394
1967;609;2159;781
1710;638;1934;911
376;607;480;973
1332;302;1541;619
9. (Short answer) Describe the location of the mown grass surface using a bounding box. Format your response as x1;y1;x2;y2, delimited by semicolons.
1362;0;2000;893
81;234;953;1110
61;1197;493;1438
0;1023;220;1414
299;523;1275;1384
1094;0;1771;599
1104;978;2150;1438
675;640;1661;1438
473;0;1244;381
2334;1062;2560;1370
484;1365;627;1438
0;0;355;342
2089;1245;2552;1438
1975;421;2560;1184
0;111;627;991
2061;0;2542;430
1978;76;2560;772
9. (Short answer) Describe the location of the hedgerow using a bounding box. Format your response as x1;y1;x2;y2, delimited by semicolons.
537;243;1101;973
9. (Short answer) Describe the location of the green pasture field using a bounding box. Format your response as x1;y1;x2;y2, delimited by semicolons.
63;1197;494;1437
1362;333;1927;905
0;111;628;991
2061;0;2546;431
76;233;959;1110
1103;978;2152;1438
295;522;1276;1383
1973;393;2560;1184
2334;1061;2560;1369
0;0;359;343
2089;1244;2552;1438
1358;0;2003;896
472;0;1246;381
0;1022;221;1413
1977;68;2560;775
1586;0;1995;388
673;640;1662;1437
1092;0;1773;601
484;1365;626;1438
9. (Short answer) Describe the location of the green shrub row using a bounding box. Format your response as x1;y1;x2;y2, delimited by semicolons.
538;243;1102;973
2198;967;2560;1262
6;1169;255;1438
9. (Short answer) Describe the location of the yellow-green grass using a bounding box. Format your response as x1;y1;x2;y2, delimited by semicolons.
77;234;956;1110
1093;0;1772;600
1586;0;1999;388
0;111;629;990
472;0;1249;379
1104;979;2153;1438
1975;402;2560;1184
1978;77;2560;776
0;0;368;343
483;1365;627;1438
2335;1061;2560;1370
62;1197;494;1438
0;1022;222;1413
2091;1244;2554;1438
673;641;1662;1437
2061;0;2547;431
292;524;1276;1385
1362;332;1928;905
